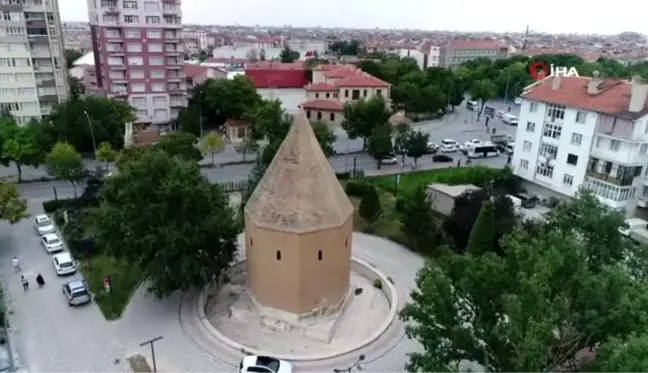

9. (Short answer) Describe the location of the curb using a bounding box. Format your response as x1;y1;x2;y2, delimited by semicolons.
196;256;399;361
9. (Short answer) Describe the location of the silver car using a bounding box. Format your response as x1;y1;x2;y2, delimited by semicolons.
62;280;91;306
34;215;54;235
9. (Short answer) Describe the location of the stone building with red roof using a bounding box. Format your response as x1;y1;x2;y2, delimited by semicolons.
512;73;648;216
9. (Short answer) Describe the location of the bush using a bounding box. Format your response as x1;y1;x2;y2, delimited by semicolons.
42;198;75;213
336;172;351;180
345;180;373;197
373;279;383;289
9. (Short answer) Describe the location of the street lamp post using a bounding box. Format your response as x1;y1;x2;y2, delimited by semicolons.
503;67;512;104
344;136;349;172
334;354;365;373
83;110;98;157
139;336;163;373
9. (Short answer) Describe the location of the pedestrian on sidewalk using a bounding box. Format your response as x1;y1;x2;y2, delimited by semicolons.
12;256;20;273
21;275;29;291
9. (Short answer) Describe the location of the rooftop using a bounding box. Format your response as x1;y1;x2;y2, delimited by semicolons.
427;183;480;198
335;75;390;88
305;82;337;91
244;111;354;233
245;61;306;71
301;99;344;111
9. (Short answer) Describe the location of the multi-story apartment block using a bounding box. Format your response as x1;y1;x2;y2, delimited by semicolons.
87;0;186;126
439;40;509;69
512;74;648;216
0;0;68;124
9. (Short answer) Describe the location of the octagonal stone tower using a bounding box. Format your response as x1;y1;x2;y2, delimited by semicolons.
244;111;354;318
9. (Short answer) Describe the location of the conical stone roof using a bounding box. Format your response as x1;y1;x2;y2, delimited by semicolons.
244;111;354;233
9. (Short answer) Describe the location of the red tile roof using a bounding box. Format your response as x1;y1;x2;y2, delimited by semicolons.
208;57;247;64
313;64;345;71
522;76;648;119
246;61;305;71
184;64;209;78
335;75;390;88
305;82;337;91
301;99;344;111
323;67;363;79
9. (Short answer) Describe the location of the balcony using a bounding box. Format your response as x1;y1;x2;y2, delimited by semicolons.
170;98;187;107
106;48;125;56
33;65;54;73
167;72;185;82
103;7;119;14
544;114;564;126
167;84;185;93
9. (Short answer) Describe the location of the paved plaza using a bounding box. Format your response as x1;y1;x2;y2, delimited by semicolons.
0;196;425;372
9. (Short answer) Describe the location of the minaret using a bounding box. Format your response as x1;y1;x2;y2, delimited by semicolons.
522;25;530;50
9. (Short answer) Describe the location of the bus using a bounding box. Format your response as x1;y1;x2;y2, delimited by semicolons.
468;143;500;158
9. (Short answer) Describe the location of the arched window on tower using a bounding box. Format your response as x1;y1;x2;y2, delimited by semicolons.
318;250;322;260
276;250;281;260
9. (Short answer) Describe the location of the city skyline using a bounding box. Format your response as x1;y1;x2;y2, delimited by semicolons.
63;0;646;35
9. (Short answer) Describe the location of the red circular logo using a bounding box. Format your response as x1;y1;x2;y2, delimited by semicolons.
529;61;550;80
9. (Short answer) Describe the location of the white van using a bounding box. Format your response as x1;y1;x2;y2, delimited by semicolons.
466;100;480;111
502;113;518;125
468;142;499;158
619;218;648;236
505;142;515;154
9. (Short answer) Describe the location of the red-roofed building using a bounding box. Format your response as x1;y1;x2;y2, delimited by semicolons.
512;74;648;214
300;64;391;125
184;64;227;92
244;61;308;88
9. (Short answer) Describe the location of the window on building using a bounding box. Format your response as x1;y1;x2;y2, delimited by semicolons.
325;93;330;98
125;29;140;38
351;90;360;99
148;43;162;52
123;0;138;8
318;250;322;260
363;89;367;97
154;108;167;119
571;133;582;145
567;153;578;165
153;96;166;105
376;89;382;96
584;177;636;202
523;140;532;151
105;29;120;37
610;140;621;151
149;57;163;65
314;93;319;99
12;58;29;67
131;83;145;92
127;56;143;65
317;111;322;120
124;15;139;24
543;123;562;139
146;30;161;38
641;144;648;155
539;143;558;159
519;159;529;170
144;1;159;11
131;96;146;106
150;70;164;78
276;250;281;260
547;103;566;120
536;163;554;178
126;43;142;52
129;70;144;79
563;174;574;186
526;121;535;132
0;58;10;67
145;16;160;24
344;90;349;98
575;111;587;124
151;82;164;92
108;57;123;65
306;111;311;119
136;109;147;116
330;112;335;121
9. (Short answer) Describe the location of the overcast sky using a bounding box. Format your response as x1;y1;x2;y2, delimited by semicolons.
63;0;645;35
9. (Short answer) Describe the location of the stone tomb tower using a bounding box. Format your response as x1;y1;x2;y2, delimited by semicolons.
244;111;354;318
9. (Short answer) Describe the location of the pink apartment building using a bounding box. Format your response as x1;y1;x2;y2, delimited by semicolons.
87;0;186;126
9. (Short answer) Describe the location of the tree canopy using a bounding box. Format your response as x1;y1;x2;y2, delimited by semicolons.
0;119;45;182
46;142;85;195
95;149;241;298
341;96;391;149
401;190;648;372
0;182;28;224
279;47;300;63
153;132;203;162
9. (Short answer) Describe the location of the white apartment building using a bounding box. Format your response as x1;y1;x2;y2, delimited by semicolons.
513;74;648;216
0;0;68;125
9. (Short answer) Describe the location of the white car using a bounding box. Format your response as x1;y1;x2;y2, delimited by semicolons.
496;110;505;118
426;142;439;151
380;156;398;165
34;214;55;235
53;252;77;276
460;139;482;152
239;356;292;373
41;233;64;253
440;139;458;153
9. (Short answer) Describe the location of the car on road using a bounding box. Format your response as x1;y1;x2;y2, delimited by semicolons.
239;355;292;373
502;113;519;126
496;110;505;118
440;139;458;153
459;139;482;154
426;142;439;154
433;154;454;163
62;279;91;307
53;252;77;276
466;100;480;111
380;156;398;165
34;214;55;235
41;233;64;253
505;142;515;154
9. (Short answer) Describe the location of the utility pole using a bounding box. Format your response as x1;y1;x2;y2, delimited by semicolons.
197;86;203;139
83;110;98;157
503;67;511;105
139;336;163;373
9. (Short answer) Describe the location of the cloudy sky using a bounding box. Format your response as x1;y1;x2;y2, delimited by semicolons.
62;0;645;35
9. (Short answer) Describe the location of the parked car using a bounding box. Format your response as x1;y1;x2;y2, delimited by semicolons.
53;252;77;276
433;154;454;163
34;214;55;235
62;279;92;307
426;142;439;154
459;139;482;154
517;193;538;209
239;355;292;373
440;139;458;153
496;110;505;118
41;233;64;253
380;156;398;165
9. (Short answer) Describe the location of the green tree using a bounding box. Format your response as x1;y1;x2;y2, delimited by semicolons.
342;96;391;149
310;120;337;157
470;79;497;121
359;185;381;228
46;142;85;196
200;131;225;166
465;199;495;254
588;333;648;372
96;141;117;171
95;150;240;298
0;182;28;223
234;136;259;162
279;46;300;63
0;120;44;182
153;132;202;162
401;193;648;372
393;123;412;164
178;105;201;137
405;130;429;166
367;124;393;169
47;96;136;153
115;146;148;170
400;185;436;253
64;49;83;68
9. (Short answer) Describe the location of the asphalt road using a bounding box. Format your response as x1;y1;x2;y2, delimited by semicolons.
14;100;518;200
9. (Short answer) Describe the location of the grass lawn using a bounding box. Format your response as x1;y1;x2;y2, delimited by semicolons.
79;255;143;320
350;188;407;245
